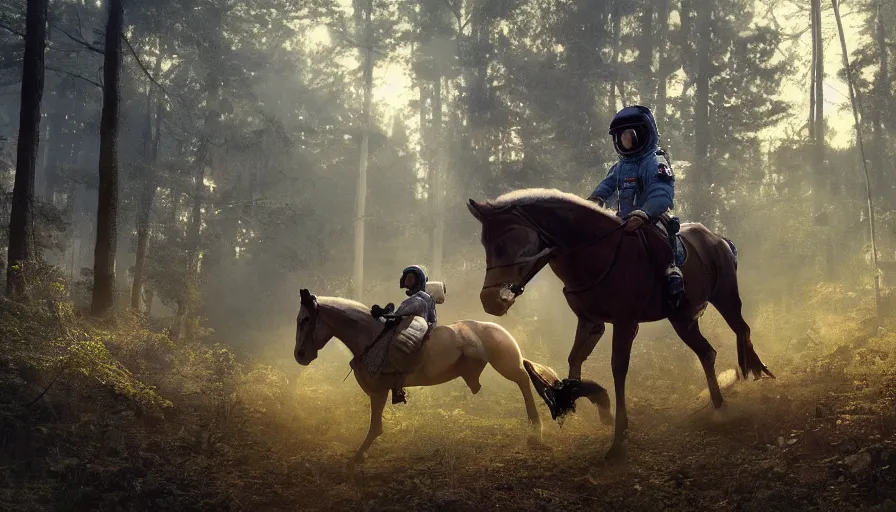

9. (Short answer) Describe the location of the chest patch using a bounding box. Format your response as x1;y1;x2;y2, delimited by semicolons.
657;163;674;182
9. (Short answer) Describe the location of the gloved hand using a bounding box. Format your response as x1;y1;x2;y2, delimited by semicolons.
370;304;385;319
383;303;395;315
624;210;649;232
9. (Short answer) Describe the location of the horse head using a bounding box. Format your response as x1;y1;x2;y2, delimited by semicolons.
295;288;331;365
467;198;557;316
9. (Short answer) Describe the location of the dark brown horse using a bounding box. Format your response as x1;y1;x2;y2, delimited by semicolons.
466;188;774;458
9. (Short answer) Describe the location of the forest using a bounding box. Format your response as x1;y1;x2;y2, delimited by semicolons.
1;0;895;510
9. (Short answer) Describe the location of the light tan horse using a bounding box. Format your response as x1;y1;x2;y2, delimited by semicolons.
294;288;543;462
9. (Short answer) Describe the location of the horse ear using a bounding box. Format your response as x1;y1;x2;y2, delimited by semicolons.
467;199;486;222
299;288;312;306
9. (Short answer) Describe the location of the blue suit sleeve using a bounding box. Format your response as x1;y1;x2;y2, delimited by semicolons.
639;158;674;218
587;164;617;202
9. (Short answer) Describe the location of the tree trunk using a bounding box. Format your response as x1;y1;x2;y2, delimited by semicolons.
42;107;64;203
608;2;622;112
177;10;222;338
131;47;163;312
430;76;444;279
809;0;817;139
813;0;824;160
91;0;124;316
654;0;670;128
636;2;655;103
352;0;373;301
692;2;712;222
873;0;891;207
37;96;51;199
831;0;881;323
812;0;835;273
7;0;48;297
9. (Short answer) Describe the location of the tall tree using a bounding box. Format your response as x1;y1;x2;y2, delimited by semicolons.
130;42;163;312
635;1;655;103
6;0;49;297
91;0;124;316
692;0;713;221
831;0;881;320
430;75;445;278
809;0;817;139
812;0;825;157
352;0;373;301
872;0;890;204
177;3;224;337
654;0;671;128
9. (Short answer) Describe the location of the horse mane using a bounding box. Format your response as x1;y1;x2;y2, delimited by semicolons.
488;188;618;220
315;296;377;325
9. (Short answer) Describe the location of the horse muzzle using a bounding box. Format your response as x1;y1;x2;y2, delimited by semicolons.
480;285;517;316
294;346;314;366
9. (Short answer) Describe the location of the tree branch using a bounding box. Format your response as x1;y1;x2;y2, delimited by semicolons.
46;65;103;89
122;34;210;144
122;35;173;99
0;22;24;38
52;24;104;55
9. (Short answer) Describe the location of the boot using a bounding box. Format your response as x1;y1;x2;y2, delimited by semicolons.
392;387;407;404
666;264;684;308
391;375;407;404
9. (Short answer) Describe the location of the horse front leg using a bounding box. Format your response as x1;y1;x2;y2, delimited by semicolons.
566;318;613;426
606;321;638;459
567;318;605;380
352;391;388;464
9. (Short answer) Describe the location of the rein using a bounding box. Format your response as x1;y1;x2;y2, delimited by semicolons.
483;205;629;297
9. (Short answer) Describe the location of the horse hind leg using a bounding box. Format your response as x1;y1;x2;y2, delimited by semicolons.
669;317;724;409
711;294;775;380
484;352;542;430
460;357;488;395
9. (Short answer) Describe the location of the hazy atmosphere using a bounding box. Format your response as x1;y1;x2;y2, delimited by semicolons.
1;0;895;510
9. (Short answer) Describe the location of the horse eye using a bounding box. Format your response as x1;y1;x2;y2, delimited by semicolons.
300;317;309;325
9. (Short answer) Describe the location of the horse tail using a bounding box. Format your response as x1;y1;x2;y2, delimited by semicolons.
522;359;613;423
721;236;738;271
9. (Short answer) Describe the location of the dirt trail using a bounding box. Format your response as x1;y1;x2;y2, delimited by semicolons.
2;341;895;511
235;363;895;512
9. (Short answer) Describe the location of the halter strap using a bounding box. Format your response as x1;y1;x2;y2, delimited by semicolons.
483;205;629;297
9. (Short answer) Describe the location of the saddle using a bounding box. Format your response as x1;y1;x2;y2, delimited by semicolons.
360;315;431;378
643;214;688;269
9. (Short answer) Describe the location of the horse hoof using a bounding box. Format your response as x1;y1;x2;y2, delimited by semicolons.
710;401;730;422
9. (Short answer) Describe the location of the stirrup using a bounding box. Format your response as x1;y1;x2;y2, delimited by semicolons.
665;266;683;279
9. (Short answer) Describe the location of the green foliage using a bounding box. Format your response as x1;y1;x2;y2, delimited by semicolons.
0;294;172;411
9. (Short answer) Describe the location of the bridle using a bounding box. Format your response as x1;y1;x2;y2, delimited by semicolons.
482;205;629;298
298;294;321;355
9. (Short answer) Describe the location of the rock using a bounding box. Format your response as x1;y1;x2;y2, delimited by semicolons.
815;404;832;418
844;450;873;475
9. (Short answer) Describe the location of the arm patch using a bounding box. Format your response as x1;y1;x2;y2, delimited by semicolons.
657;163;674;182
